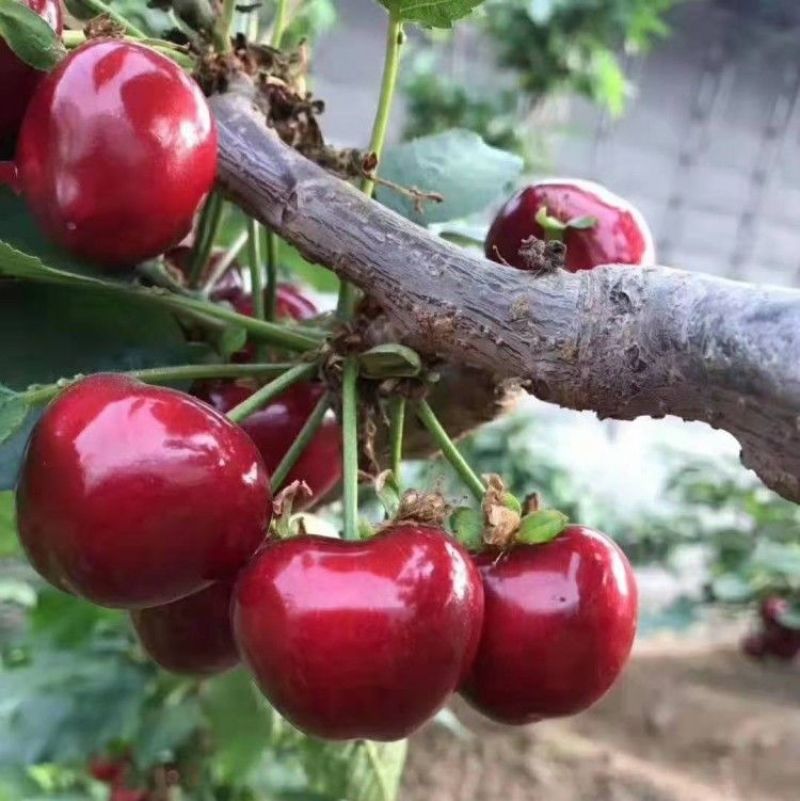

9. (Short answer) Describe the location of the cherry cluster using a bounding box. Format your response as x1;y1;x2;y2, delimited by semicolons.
3;1;647;752
742;597;800;662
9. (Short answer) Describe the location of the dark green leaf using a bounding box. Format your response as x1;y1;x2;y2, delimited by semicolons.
0;282;194;489
0;0;65;71
359;344;421;379
376;130;522;224
378;0;484;28
516;509;568;544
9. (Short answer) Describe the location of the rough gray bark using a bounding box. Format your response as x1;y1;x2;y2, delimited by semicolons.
210;88;800;504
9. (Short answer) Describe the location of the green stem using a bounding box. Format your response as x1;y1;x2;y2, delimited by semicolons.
202;229;248;296
79;0;147;37
389;396;405;487
341;358;360;541
226;362;317;424
271;393;331;490
265;231;278;321
214;0;237;52
415;399;485;502
336;14;404;320
189;191;224;289
271;0;289;47
360;16;404;198
23;363;296;407
151;292;322;352
248;219;265;321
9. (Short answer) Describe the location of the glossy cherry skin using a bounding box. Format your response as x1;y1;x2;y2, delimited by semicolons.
0;0;63;146
13;40;217;268
233;525;485;741
201;381;341;510
485;179;655;272
16;374;271;608
461;525;638;724
131;579;239;675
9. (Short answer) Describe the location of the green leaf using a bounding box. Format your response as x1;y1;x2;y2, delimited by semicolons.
358;344;422;379
0;282;194;490
132;697;205;767
0;642;150;765
449;506;483;551
203;670;276;783
376;130;522;224
516;509;568;544
0;0;65;71
377;0;484;28
218;325;248;358
0;385;28;448
302;739;407;801
710;573;755;604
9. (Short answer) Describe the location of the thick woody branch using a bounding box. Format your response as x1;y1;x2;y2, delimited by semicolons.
210;87;800;504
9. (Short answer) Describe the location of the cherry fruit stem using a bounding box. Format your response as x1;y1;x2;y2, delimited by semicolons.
226;362;317;424
215;0;237;52
341;358;360;541
337;14;404;320
188;191;224;289
248;218;266;321
389;396;406;488
23;363;297;407
271;392;331;490
271;0;289;47
415;399;485;502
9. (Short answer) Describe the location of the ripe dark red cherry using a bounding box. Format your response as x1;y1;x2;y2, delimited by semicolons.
10;40;217;268
16;374;271;608
461;525;638;724
201;382;341;510
233;525;485;741
485;179;654;272
130;580;239;676
0;0;63;146
231;283;318;322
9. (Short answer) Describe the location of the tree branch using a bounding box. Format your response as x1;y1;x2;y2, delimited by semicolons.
210;86;800;504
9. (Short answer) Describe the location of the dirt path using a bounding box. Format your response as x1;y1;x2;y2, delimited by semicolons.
403;638;800;801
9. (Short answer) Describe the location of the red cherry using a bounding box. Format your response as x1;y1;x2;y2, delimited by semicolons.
9;40;217;268
233;525;485;741
130;579;239;675
201;382;341;510
89;756;129;786
0;0;62;145
759;595;789;628
232;283;318;322
16;374;271;608
109;790;149;801
485;179;654;272
742;631;768;660
461;525;638;724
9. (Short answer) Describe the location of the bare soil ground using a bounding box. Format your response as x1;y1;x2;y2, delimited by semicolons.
403;637;800;801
